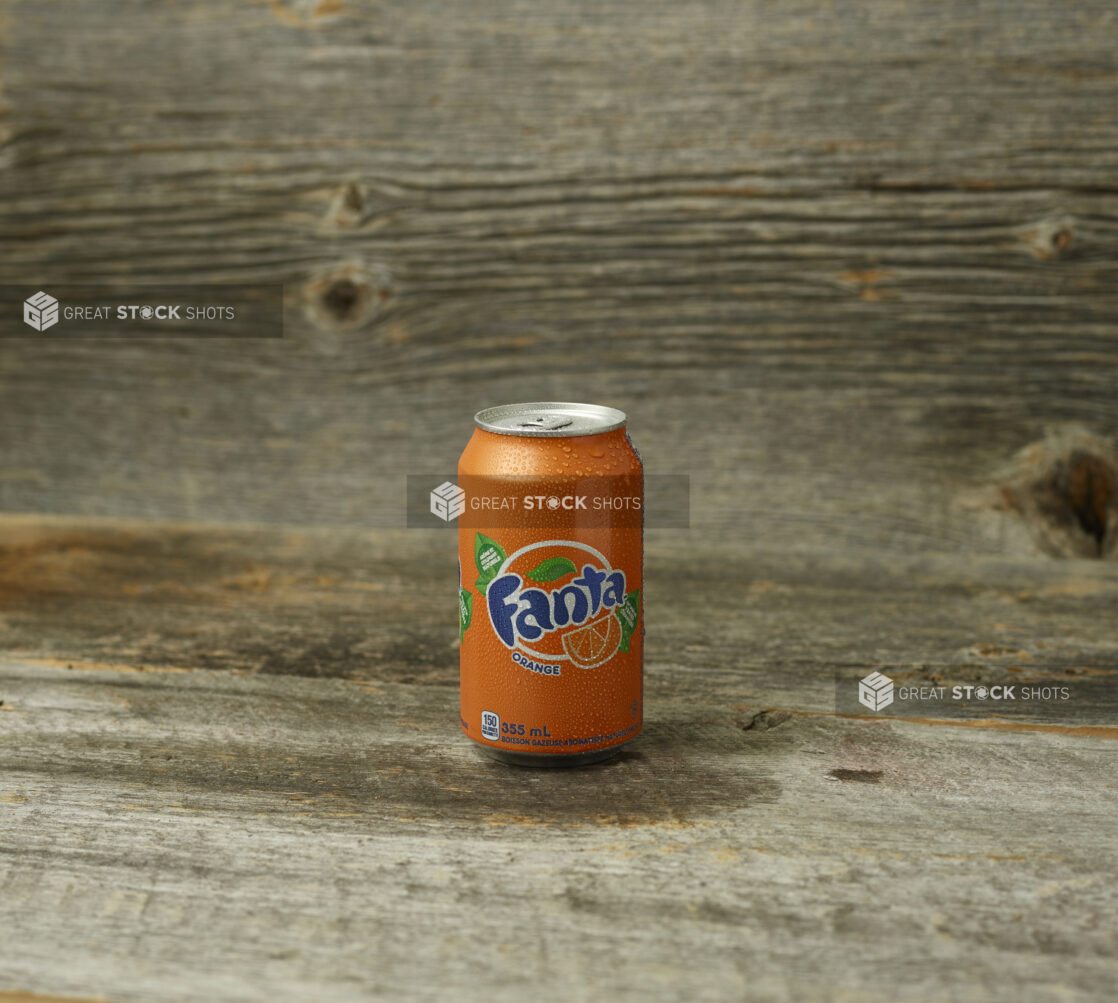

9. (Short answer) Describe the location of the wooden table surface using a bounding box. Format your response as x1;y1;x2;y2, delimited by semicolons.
2;0;1118;1000
1;515;1116;1001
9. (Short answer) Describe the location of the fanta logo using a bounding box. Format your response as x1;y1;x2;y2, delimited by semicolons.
488;564;626;649
476;538;641;671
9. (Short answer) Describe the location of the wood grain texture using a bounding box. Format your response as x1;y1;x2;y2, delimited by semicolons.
0;1;1116;551
2;660;1117;1002
0;994;113;1003
2;1;1118;997
1;516;1117;999
1;514;1116;716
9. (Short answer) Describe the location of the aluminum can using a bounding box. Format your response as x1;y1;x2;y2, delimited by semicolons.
458;402;643;766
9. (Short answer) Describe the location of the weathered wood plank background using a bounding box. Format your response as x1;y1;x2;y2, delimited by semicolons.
0;0;1115;551
1;1;1117;1000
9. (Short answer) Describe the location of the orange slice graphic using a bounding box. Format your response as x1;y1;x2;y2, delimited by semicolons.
561;613;622;668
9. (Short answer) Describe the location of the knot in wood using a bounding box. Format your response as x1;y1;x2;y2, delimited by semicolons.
1024;218;1075;260
997;429;1118;559
303;262;392;335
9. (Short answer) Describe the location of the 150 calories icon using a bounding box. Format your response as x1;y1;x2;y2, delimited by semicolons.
481;711;500;741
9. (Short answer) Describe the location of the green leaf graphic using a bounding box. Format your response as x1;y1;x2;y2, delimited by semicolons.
615;588;641;653
526;556;578;583
459;588;472;640
473;532;507;595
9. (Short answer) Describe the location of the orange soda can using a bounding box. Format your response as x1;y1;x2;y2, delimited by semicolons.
458;403;643;766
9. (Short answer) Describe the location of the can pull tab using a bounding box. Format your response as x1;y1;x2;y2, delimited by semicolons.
517;415;572;431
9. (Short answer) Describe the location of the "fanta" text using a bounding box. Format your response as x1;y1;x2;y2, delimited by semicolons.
488;564;627;649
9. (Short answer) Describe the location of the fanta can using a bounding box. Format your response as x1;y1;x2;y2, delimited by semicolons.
458;402;643;766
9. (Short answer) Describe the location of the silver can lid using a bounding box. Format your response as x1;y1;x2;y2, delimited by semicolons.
474;401;627;437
